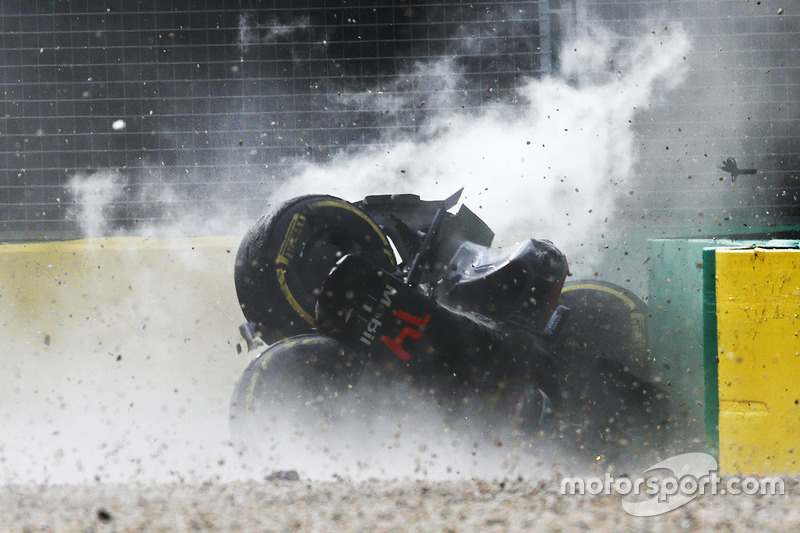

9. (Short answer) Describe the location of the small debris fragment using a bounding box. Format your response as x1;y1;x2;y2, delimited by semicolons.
266;470;300;482
97;508;112;522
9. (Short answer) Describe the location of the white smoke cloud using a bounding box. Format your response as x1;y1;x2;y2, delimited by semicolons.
238;12;310;52
67;24;690;272
66;168;251;240
66;170;126;239
277;25;691;273
334;58;463;120
45;22;692;485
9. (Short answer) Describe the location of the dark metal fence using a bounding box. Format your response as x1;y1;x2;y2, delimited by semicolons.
1;1;797;239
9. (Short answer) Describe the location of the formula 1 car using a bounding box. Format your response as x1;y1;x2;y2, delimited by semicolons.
229;190;670;461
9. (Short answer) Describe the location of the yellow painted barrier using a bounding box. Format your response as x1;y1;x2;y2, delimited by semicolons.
0;236;250;481
715;247;800;475
0;237;243;355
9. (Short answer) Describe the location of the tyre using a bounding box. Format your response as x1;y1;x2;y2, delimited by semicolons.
554;281;669;464
229;334;366;447
556;280;649;379
235;195;397;344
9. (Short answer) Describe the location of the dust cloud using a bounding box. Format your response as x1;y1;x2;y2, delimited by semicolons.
274;24;690;275
4;22;689;485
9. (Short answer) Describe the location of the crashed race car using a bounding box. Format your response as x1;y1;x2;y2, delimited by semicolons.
229;190;670;463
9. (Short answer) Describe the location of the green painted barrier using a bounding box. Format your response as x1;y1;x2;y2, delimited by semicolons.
649;231;800;474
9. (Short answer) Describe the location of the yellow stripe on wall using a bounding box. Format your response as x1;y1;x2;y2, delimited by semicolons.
0;236;243;361
716;247;800;475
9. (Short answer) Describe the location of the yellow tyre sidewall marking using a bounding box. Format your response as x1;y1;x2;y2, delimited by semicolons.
561;283;637;310
310;200;395;264
274;199;396;327
277;266;315;325
561;283;646;345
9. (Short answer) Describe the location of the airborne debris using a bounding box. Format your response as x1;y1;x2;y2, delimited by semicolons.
266;470;300;482
719;157;757;181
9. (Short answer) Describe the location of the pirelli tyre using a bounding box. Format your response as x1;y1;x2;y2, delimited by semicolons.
554;280;670;460
229;334;366;447
555;280;650;380
235;195;397;344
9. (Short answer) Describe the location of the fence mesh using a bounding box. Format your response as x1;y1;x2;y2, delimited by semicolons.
1;1;798;239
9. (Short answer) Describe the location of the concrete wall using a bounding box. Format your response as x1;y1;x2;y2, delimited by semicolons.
712;246;800;475
649;237;800;475
647;238;714;446
0;237;251;483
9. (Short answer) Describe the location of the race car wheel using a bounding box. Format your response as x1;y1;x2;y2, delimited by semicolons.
235;195;397;344
556;280;649;379
554;281;670;463
229;334;366;447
